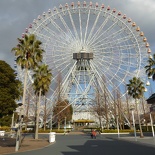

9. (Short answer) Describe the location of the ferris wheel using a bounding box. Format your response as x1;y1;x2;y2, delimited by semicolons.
17;1;151;120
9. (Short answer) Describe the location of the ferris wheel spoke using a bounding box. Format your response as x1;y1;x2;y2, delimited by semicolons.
68;10;81;45
34;32;51;43
91;38;130;53
37;18;68;41
61;62;77;91
46;54;70;67
91;26;126;47
112;35;133;45
48;17;74;42
90;61;115;98
88;19;119;46
101;34;133;47
47;45;71;54
93;43;138;52
48;47;72;56
47;43;73;52
47;55;71;69
94;61;125;86
94;59;117;77
38;23;70;46
94;53;138;69
57;10;77;42
78;8;83;45
86;11;101;45
46;45;67;53
35;26;69;48
93;54;132;76
84;9;90;45
46;55;70;65
86;14;111;46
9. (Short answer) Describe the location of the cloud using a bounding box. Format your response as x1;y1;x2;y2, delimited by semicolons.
0;0;155;67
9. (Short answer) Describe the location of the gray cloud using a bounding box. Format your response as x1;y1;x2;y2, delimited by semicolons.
0;0;155;67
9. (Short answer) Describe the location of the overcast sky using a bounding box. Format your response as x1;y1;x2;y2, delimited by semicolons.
0;0;155;68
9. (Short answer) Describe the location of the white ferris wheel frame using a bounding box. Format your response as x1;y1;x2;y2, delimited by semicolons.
16;1;151;122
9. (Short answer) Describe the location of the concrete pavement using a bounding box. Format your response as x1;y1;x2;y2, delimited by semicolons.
119;136;155;148
4;133;155;155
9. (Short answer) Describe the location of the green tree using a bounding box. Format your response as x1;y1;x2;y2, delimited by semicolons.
126;77;145;138
53;99;73;130
145;54;155;80
12;34;44;108
0;60;21;126
32;64;52;139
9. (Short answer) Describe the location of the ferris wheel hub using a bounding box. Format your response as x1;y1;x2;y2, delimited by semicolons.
73;52;93;60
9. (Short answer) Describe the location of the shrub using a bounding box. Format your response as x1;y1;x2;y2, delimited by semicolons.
0;126;11;132
102;129;134;133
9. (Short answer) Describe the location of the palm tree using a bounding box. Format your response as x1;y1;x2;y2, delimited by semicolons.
32;64;52;139
145;54;155;80
12;34;44;108
126;77;145;138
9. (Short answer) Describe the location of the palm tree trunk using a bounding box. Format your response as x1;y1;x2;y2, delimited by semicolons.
22;68;28;108
25;93;30;130
43;97;47;131
35;89;41;139
126;95;132;129
142;98;148;131
136;99;144;138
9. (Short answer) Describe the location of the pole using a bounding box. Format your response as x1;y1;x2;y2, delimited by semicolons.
50;115;53;132
15;103;23;152
131;110;137;141
11;112;14;135
15;110;21;151
15;129;20;151
35;89;41;139
150;113;155;137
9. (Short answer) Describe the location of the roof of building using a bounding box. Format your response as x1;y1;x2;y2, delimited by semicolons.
146;93;155;100
146;93;155;104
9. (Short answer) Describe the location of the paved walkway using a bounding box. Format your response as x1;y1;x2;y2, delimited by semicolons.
1;133;155;155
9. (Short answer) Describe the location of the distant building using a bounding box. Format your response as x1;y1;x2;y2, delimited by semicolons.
146;93;155;112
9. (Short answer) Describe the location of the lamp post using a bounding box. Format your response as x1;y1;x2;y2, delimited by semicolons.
130;106;137;141
15;102;23;152
150;112;155;137
116;115;120;138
